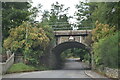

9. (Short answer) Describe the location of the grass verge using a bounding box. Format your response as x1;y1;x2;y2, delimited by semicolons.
7;63;51;74
7;63;37;73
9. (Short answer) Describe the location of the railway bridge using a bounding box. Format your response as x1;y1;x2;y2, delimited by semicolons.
49;30;93;69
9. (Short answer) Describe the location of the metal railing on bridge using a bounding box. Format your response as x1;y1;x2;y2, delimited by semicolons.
53;27;93;31
33;21;94;31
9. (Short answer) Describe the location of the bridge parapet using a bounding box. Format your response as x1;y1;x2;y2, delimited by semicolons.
54;30;92;46
54;30;92;36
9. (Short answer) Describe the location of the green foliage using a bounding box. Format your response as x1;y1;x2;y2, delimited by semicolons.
35;23;54;41
75;2;119;29
92;22;118;68
0;47;1;54
84;33;93;47
77;49;89;61
41;2;71;29
92;2;120;28
61;48;89;61
3;22;51;65
2;2;32;39
93;31;119;68
2;2;40;40
75;2;98;28
84;53;90;62
92;42;103;66
0;48;6;54
61;49;72;58
72;48;86;59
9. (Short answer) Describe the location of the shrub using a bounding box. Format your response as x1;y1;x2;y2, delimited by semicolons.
3;22;51;65
92;21;116;42
93;31;119;68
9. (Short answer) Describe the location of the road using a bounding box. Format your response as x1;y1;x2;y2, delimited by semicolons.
2;58;98;79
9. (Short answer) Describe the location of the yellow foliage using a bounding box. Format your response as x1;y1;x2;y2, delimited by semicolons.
92;21;116;42
3;22;50;51
3;37;13;49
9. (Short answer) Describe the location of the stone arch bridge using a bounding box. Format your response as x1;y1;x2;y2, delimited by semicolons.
48;30;92;69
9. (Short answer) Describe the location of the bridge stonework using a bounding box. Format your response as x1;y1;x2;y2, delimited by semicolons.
56;36;87;45
54;30;92;46
48;30;93;69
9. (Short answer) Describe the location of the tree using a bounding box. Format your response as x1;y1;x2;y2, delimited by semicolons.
92;2;120;29
92;22;118;68
41;10;50;25
92;21;116;42
34;23;54;41
75;2;120;30
2;2;30;39
45;2;71;30
3;22;50;65
75;2;97;28
92;31;119;68
2;2;40;39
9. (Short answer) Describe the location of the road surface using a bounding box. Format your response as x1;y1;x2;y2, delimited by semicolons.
2;58;97;79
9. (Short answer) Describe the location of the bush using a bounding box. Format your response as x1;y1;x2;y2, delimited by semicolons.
3;22;52;65
92;21;116;42
93;31;119;68
84;53;90;62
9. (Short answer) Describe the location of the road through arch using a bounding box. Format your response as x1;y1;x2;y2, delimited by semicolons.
52;41;91;69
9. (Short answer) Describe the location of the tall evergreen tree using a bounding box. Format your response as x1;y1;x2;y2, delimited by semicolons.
48;2;71;30
2;2;40;39
92;2;120;29
75;2;120;29
75;2;97;28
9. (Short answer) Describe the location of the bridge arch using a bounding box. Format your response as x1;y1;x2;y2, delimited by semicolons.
52;41;91;69
53;41;90;54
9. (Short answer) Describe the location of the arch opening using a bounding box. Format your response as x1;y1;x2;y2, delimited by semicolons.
52;41;91;69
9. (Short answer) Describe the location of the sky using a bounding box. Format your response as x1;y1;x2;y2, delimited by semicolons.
31;0;86;24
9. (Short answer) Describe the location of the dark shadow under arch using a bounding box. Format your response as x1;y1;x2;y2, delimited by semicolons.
52;41;91;69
